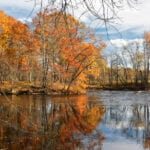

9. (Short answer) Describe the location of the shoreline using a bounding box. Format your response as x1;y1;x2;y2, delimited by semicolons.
0;84;85;96
0;83;150;96
87;84;150;91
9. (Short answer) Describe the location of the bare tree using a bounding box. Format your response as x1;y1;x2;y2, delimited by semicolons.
30;0;139;26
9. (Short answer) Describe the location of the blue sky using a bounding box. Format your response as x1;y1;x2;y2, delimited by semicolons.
0;0;150;52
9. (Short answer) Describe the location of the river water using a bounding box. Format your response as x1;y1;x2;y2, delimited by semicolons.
0;90;150;150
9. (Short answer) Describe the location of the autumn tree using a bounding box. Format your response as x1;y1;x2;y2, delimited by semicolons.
0;11;16;82
143;32;150;88
33;10;106;93
0;10;39;83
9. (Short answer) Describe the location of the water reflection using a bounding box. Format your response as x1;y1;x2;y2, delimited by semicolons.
97;91;150;150
1;91;150;150
0;95;105;150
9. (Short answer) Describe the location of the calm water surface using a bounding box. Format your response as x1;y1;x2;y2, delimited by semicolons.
0;90;150;150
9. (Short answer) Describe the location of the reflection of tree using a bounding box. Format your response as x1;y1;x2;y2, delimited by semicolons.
0;95;105;150
0;96;42;150
143;105;150;149
46;96;106;150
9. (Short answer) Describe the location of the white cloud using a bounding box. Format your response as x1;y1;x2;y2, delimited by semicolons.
74;0;150;31
110;39;129;48
117;0;150;31
110;38;144;48
18;17;32;23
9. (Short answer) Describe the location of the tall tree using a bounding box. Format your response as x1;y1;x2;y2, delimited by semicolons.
33;10;106;92
0;10;39;82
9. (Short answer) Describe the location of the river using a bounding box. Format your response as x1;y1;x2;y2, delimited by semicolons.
0;90;150;150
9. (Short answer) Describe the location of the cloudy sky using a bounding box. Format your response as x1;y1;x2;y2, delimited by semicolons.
0;0;150;52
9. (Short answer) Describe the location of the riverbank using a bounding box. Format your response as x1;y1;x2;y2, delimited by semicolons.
0;82;85;96
87;83;150;91
1;82;150;96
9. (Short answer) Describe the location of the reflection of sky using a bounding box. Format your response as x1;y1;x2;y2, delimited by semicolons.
82;112;145;150
95;110;145;150
87;91;150;150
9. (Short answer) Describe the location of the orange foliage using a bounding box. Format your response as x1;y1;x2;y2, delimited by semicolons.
0;9;106;89
33;10;106;90
144;32;150;43
59;96;106;149
0;10;39;72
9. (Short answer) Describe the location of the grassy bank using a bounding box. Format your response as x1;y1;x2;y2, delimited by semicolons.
0;82;86;96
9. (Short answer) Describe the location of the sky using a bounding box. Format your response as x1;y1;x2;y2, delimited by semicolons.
0;0;150;53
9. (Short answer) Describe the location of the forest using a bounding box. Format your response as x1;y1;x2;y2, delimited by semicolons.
1;1;150;150
0;7;150;95
0;9;106;95
0;11;106;92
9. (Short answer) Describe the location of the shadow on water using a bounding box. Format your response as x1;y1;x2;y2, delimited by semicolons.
0;94;105;150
